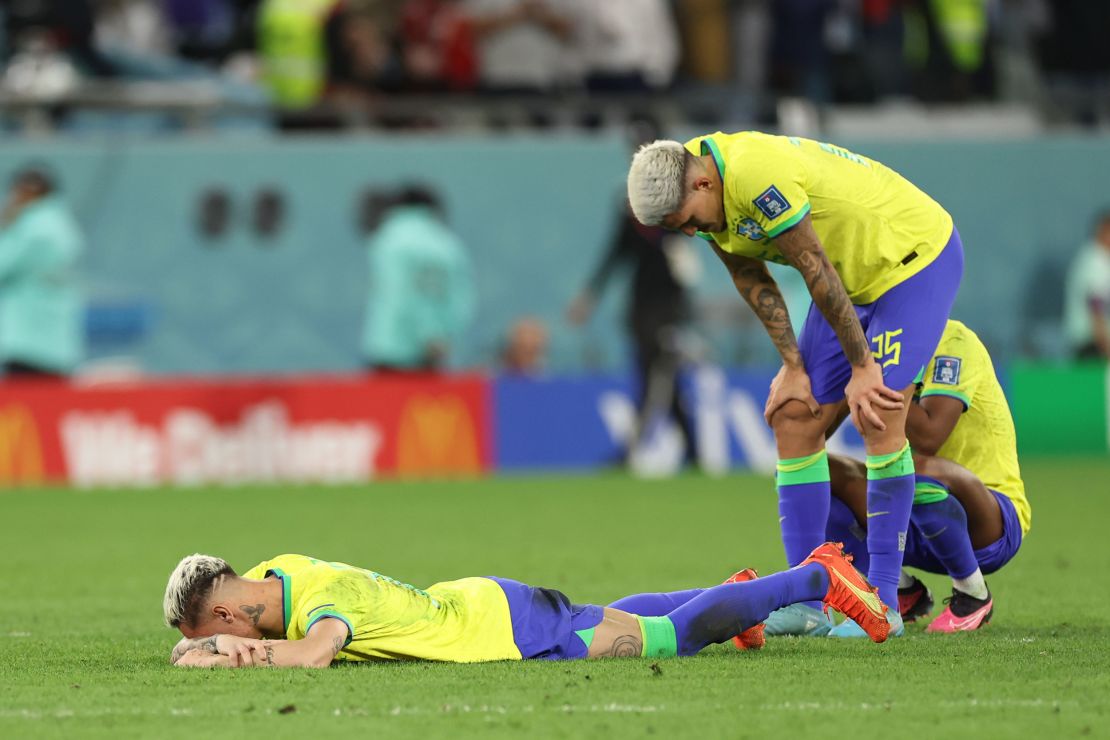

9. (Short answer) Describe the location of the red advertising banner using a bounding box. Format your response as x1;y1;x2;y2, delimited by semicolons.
0;374;491;487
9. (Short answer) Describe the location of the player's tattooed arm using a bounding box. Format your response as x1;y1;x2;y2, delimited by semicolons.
711;242;803;367
773;215;871;367
171;635;218;664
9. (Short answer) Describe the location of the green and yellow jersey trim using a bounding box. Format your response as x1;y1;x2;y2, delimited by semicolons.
920;388;971;410
268;567;293;634
765;202;811;238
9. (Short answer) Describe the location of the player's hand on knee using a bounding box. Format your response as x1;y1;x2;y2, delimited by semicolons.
846;361;903;432
765;364;820;425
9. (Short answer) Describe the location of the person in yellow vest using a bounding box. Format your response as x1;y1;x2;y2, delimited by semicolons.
257;0;341;109
257;0;401;113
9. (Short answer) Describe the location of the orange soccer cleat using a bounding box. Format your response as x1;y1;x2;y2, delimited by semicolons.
722;568;766;650
801;542;891;643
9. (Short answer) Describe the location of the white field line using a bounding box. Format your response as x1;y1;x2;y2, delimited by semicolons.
1;698;1087;721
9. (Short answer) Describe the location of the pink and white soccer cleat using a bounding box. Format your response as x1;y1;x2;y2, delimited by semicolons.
925;588;993;633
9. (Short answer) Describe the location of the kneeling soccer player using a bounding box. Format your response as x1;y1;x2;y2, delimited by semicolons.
769;320;1030;637
165;544;888;668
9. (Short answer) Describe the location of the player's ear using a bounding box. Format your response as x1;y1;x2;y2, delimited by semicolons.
693;175;713;192
213;605;233;624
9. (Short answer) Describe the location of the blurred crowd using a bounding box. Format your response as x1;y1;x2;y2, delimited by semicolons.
1;0;1109;127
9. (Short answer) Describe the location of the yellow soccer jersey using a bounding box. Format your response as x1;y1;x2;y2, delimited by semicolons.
683;131;954;304
918;321;1031;535
241;554;521;663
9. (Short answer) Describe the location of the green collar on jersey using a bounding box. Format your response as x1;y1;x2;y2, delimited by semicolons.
700;137;726;178
267;568;292;634
694;136;727;243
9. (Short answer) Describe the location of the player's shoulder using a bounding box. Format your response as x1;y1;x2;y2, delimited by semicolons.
937;320;988;357
252;553;328;577
684;130;789;155
930;320;993;385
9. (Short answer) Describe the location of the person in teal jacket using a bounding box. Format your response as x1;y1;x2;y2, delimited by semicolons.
362;186;474;371
0;167;84;378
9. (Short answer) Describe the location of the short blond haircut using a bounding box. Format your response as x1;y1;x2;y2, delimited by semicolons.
627;139;690;226
162;553;235;628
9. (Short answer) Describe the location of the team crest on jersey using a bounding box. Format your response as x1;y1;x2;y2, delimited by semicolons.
753;186;791;220
735;218;767;241
933;356;961;385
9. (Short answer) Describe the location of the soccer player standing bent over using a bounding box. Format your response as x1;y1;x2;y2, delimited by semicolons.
627;132;963;636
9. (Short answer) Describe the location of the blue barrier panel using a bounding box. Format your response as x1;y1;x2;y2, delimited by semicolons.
494;367;865;473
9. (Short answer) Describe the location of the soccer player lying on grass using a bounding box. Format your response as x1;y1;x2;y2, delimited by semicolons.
767;320;1031;637
165;544;888;668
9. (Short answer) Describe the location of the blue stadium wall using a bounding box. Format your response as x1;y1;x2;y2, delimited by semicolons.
0;134;1106;374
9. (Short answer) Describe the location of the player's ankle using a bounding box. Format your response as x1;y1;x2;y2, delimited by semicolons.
952;569;988;601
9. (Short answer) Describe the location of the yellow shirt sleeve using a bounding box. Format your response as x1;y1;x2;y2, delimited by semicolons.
920;331;980;410
724;141;812;238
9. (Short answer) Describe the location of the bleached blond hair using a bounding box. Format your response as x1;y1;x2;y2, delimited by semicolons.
627;139;691;226
163;553;236;628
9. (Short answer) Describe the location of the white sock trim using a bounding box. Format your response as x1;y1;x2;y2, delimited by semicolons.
952;569;988;600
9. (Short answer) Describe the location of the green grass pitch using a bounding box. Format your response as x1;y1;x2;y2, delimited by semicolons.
1;457;1108;739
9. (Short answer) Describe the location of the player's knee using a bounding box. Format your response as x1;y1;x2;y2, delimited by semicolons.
770;401;825;442
912;453;943;480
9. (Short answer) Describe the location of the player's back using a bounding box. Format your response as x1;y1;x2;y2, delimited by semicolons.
685;131;953;304
918;322;1031;534
243;554;520;663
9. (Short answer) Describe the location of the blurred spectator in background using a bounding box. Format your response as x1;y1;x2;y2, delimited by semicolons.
465;0;580;93
163;0;245;65
577;0;679;93
500;316;549;375
676;0;730;85
1063;210;1110;362
567;124;700;466
362;186;474;372
257;0;400;120
905;0;995;102
0;166;84;379
1037;0;1110;126
399;0;478;91
94;0;173;58
860;0;908;100
768;0;835;104
2;0;117;85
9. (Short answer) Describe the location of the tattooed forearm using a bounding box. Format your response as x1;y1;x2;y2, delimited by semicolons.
791;249;869;365
776;220;870;367
263;645;275;666
241;604;265;627
172;635;218;664
717;248;802;366
606;634;643;658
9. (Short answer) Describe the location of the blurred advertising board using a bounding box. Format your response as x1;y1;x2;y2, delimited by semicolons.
0;375;491;487
493;367;864;476
1009;362;1110;455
